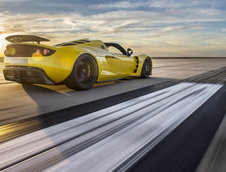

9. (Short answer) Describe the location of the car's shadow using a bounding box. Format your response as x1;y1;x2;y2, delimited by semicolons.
22;77;171;112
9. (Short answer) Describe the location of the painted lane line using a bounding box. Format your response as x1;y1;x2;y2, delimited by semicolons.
0;83;195;169
44;84;222;172
0;84;222;171
0;82;191;152
4;84;208;171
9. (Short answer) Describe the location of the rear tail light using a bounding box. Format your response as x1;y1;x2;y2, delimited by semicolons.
4;46;16;56
36;49;41;54
43;49;50;56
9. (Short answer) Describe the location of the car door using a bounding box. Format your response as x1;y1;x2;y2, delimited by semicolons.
105;43;135;75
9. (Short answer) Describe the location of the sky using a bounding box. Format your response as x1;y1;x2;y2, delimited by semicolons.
0;0;226;57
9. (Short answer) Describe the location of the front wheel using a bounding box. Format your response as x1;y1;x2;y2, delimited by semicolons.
140;58;152;78
65;54;98;90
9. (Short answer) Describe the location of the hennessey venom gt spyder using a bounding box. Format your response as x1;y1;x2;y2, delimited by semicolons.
3;35;152;90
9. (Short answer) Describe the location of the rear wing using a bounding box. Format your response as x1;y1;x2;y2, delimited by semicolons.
5;35;50;44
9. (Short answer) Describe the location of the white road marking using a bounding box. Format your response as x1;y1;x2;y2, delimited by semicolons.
0;82;222;172
0;83;191;167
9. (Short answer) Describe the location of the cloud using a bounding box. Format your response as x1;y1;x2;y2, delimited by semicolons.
0;0;226;56
0;10;213;40
92;0;189;10
91;1;145;9
0;0;26;1
91;0;223;11
149;0;185;8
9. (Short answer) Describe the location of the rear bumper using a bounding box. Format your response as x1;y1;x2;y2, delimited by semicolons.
3;66;55;85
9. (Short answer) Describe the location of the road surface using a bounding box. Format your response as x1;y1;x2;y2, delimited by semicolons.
0;58;226;172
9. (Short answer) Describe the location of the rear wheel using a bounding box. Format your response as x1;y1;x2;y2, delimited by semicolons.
141;58;151;78
65;54;98;90
21;82;33;85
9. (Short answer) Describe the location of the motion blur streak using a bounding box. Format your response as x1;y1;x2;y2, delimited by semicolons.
0;82;222;172
0;120;41;142
196;114;226;172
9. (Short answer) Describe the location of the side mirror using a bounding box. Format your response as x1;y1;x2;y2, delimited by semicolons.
127;48;133;56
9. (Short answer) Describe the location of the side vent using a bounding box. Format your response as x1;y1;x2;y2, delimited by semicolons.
133;56;139;73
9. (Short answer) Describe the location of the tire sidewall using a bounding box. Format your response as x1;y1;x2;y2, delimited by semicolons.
141;58;151;78
66;54;98;90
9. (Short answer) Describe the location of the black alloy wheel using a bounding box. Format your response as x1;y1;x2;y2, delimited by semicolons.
65;54;98;90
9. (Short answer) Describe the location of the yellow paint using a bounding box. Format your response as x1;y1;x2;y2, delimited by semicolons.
3;39;152;84
61;57;73;68
32;51;43;61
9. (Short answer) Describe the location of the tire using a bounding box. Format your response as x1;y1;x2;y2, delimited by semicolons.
65;54;98;90
21;82;33;85
141;58;151;78
20;80;33;85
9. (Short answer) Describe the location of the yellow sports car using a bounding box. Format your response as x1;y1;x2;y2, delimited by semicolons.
3;35;152;90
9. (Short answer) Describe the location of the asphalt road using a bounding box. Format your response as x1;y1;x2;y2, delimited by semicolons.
0;58;226;172
0;58;226;125
196;114;226;172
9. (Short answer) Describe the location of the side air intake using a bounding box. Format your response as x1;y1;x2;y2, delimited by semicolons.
133;56;139;73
